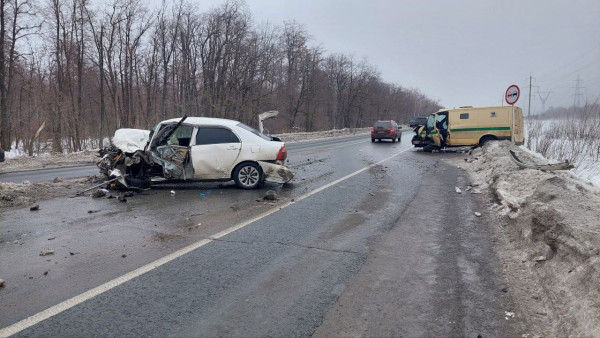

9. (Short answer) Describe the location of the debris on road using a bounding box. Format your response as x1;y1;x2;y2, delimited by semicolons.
91;189;108;198
39;249;55;256
30;204;39;211
0;278;4;287
47;237;56;240
121;254;127;258
43;270;49;276
534;256;547;262
474;212;482;217
505;311;515;320
455;186;462;193
170;190;176;195
53;177;63;183
263;190;278;201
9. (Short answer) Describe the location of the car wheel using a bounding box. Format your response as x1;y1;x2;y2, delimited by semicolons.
392;138;396;143
479;136;496;147
234;162;263;189
371;138;375;142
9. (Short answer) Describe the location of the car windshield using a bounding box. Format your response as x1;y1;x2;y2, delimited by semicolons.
236;122;272;141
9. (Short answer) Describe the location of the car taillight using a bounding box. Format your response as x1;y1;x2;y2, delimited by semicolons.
390;128;395;133
370;127;374;133
276;145;287;161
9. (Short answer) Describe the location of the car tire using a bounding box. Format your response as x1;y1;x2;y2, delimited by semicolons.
371;138;375;142
392;138;396;143
479;136;496;147
233;162;264;189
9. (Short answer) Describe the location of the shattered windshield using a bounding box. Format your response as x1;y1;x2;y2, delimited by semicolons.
426;114;435;130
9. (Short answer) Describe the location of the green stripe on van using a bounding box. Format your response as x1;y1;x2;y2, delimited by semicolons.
449;126;510;132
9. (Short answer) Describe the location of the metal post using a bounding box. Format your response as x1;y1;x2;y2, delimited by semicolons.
511;105;515;143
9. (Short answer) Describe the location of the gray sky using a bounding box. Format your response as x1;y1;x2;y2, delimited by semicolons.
197;0;600;113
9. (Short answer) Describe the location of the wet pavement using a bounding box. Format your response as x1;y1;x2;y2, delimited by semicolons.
0;134;517;336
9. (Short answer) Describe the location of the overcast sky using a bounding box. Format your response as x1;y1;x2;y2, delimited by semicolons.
192;0;600;113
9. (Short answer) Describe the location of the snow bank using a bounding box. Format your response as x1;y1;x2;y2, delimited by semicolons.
455;141;600;336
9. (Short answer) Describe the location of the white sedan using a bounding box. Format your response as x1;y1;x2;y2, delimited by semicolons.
97;116;294;189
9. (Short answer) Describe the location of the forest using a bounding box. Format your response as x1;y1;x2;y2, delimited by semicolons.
0;0;440;155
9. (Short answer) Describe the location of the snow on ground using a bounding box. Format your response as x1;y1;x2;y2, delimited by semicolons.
449;141;600;337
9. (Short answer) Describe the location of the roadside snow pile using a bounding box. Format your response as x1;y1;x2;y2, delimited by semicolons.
457;140;600;337
0;150;98;173
274;127;369;142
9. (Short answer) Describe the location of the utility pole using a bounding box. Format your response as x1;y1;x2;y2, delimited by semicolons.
528;74;533;118
536;90;551;113
572;74;584;108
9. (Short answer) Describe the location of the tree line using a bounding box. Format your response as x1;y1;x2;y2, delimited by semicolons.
0;0;440;155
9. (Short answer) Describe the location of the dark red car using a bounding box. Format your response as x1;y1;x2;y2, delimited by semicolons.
371;120;401;142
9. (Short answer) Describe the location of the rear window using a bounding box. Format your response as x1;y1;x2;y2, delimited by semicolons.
374;121;391;128
236;122;271;141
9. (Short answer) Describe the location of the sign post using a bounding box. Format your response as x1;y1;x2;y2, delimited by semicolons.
505;85;520;143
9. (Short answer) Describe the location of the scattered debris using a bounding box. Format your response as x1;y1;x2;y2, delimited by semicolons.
455;186;462;193
47;237;56;241
91;189;107;198
170;190;176;195
39;249;55;256
123;191;134;198
53;177;63;183
69;252;76;255
534;256;547;262
118;194;127;202
502;286;509;293
43;270;49;276
121;254;127;258
263;190;278;201
0;278;4;287
88;210;100;214
505;311;515;320
30;204;40;211
509;150;574;171
474;212;482;217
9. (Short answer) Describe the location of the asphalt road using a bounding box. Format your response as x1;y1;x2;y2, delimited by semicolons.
0;133;518;336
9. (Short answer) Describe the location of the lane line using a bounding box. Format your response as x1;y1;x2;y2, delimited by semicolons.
0;146;411;337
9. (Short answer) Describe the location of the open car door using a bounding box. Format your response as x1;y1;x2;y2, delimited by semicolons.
425;113;442;147
148;118;195;180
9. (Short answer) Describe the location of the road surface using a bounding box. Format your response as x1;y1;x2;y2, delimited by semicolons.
0;133;519;337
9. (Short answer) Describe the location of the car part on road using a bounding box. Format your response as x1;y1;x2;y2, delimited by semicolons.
509;150;573;171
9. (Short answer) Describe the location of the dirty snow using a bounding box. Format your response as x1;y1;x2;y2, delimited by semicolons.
449;140;600;337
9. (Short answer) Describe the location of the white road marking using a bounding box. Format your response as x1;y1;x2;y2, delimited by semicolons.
0;146;411;337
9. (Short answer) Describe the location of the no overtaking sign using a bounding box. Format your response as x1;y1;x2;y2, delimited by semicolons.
505;84;520;105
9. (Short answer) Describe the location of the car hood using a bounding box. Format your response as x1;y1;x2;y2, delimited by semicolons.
112;128;150;153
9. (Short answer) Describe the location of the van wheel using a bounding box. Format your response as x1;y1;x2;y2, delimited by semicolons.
479;136;497;147
233;162;264;189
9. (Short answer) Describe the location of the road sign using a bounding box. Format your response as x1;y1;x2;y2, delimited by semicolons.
505;85;520;105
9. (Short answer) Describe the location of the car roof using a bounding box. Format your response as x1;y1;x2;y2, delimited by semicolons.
161;117;241;127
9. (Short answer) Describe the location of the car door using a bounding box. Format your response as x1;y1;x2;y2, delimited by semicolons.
191;126;242;179
425;113;442;147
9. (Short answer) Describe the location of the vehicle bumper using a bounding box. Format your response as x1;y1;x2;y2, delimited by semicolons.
258;161;295;184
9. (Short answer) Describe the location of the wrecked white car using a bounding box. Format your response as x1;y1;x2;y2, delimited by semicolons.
97;116;294;189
